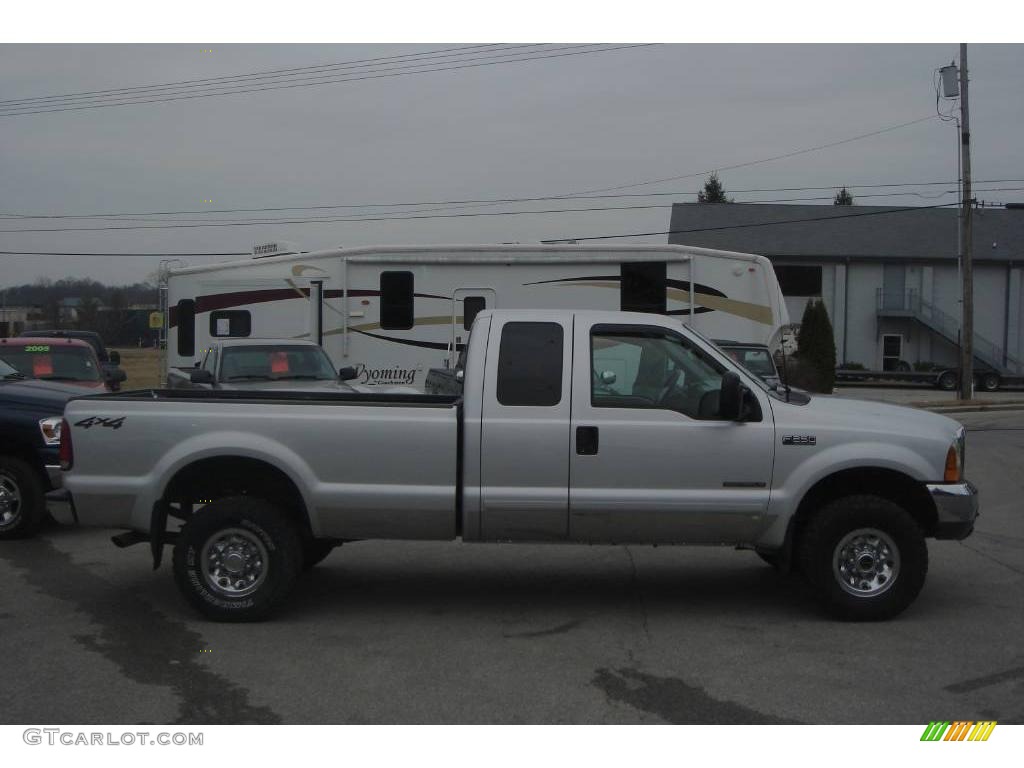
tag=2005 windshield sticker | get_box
[74,416,127,430]
[920,721,997,741]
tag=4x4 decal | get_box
[74,416,126,430]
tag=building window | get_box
[210,310,252,338]
[462,296,487,330]
[775,265,822,296]
[176,299,196,357]
[380,271,414,330]
[496,322,563,407]
[621,262,667,314]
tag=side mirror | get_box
[338,366,358,382]
[109,350,121,365]
[190,369,215,384]
[719,371,743,421]
[599,370,617,385]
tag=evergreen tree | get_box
[833,187,854,205]
[698,172,733,203]
[796,300,837,392]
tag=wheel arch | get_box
[790,466,938,544]
[776,466,938,571]
[161,455,314,540]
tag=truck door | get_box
[478,313,572,541]
[450,288,495,367]
[569,320,775,544]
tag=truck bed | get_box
[64,389,462,539]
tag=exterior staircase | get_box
[876,288,1021,375]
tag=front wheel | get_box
[798,495,928,621]
[172,496,303,622]
[0,456,46,540]
[936,371,957,391]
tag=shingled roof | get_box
[667,203,1024,262]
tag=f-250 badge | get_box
[782,435,816,446]
[75,416,126,430]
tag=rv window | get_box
[176,300,196,357]
[462,296,487,330]
[210,310,252,338]
[775,265,822,296]
[621,262,667,314]
[380,271,414,330]
[496,322,563,407]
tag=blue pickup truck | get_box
[0,357,82,538]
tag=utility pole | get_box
[958,43,974,401]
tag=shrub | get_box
[795,300,837,393]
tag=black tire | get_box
[798,495,928,621]
[302,540,337,570]
[937,371,957,391]
[172,496,303,622]
[0,456,46,540]
[981,373,1000,392]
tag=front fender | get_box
[757,440,935,549]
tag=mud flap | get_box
[150,501,169,570]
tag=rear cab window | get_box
[496,322,564,407]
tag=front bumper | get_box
[926,480,979,540]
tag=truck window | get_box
[591,327,727,419]
[176,300,196,357]
[496,322,563,407]
[620,262,666,314]
[380,271,414,330]
[462,296,486,330]
[210,310,252,338]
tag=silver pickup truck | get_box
[61,310,977,622]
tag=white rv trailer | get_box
[165,244,789,389]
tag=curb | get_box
[920,404,1024,414]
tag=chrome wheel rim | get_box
[0,471,22,531]
[833,528,900,598]
[200,527,269,598]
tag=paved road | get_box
[1,410,1021,725]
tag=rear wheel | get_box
[0,456,46,540]
[172,496,302,622]
[799,495,927,621]
[937,371,957,391]
[980,372,1000,391]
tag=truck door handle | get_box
[576,426,599,455]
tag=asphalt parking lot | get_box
[1,407,1022,725]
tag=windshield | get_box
[721,346,777,379]
[0,358,22,378]
[220,345,337,381]
[1,344,101,382]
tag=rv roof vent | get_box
[253,240,300,258]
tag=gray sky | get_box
[1,43,1023,287]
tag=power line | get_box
[0,44,513,107]
[0,44,559,112]
[0,251,250,257]
[1,195,993,235]
[5,179,1020,221]
[0,45,653,117]
[541,203,962,242]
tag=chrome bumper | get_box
[925,480,979,540]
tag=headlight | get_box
[38,416,62,446]
[944,427,966,483]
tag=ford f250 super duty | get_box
[61,310,978,622]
